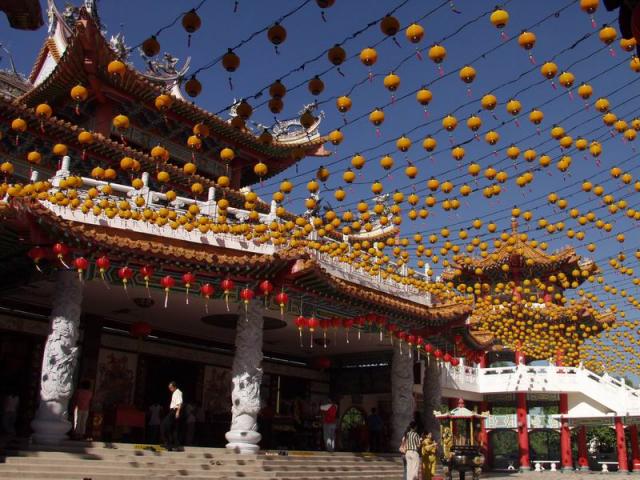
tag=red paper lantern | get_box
[307,316,320,331]
[443,353,452,363]
[129,321,152,339]
[294,315,307,347]
[425,343,434,354]
[200,283,215,297]
[28,246,46,270]
[258,280,274,296]
[313,357,332,370]
[200,282,214,312]
[140,265,154,291]
[407,334,416,345]
[342,318,354,343]
[415,336,425,348]
[450,357,460,367]
[221,277,235,311]
[118,266,134,290]
[240,287,254,303]
[307,315,319,348]
[160,275,175,308]
[319,318,330,347]
[182,272,196,287]
[52,242,70,268]
[240,287,254,317]
[96,255,110,281]
[434,348,443,359]
[182,272,197,304]
[275,290,288,317]
[73,257,89,281]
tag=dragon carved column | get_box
[225,299,264,453]
[422,356,442,442]
[31,269,83,444]
[391,343,415,449]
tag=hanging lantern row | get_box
[25,246,288,313]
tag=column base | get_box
[578,465,590,472]
[225,430,261,454]
[560,466,573,473]
[30,417,71,445]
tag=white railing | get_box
[38,159,435,296]
[312,251,432,306]
[440,363,640,416]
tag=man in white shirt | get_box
[161,381,182,451]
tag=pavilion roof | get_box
[442,228,597,284]
[19,8,328,184]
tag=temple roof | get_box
[19,6,328,186]
[0,93,268,212]
[443,221,597,285]
[10,200,470,326]
[0,0,43,30]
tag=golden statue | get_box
[421,432,438,480]
[442,426,454,460]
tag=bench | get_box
[534,460,559,472]
[598,461,618,472]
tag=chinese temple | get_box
[0,1,472,456]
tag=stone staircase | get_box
[0,441,405,480]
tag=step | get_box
[0,462,402,475]
[0,468,403,480]
[3,456,402,468]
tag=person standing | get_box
[404,421,421,480]
[72,381,92,439]
[161,381,182,451]
[2,392,19,436]
[320,397,338,452]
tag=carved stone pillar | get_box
[31,270,83,444]
[422,357,442,442]
[225,300,264,453]
[391,344,414,448]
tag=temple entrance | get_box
[489,430,519,470]
[529,429,560,464]
[143,355,199,409]
[0,331,42,437]
[339,406,367,452]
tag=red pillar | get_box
[478,351,488,368]
[559,393,573,470]
[615,417,629,472]
[480,400,491,469]
[630,424,640,472]
[577,426,589,471]
[514,350,530,470]
[516,392,530,470]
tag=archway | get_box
[339,406,367,452]
[489,429,519,470]
[529,429,561,464]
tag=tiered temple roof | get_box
[0,3,472,334]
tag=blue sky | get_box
[1,0,639,380]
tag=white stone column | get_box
[422,356,442,442]
[31,269,83,444]
[391,343,415,448]
[225,299,264,453]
